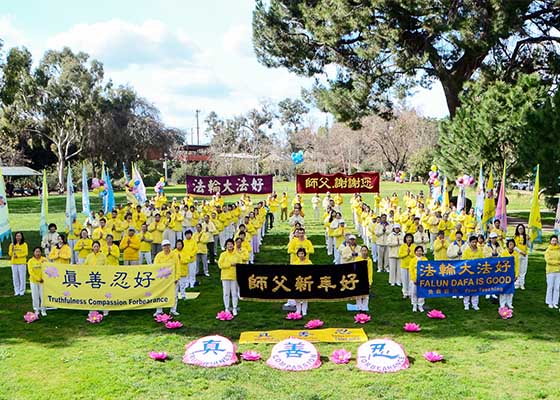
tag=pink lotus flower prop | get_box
[427,310,446,319]
[330,349,352,364]
[241,350,261,361]
[24,312,38,324]
[499,307,513,319]
[148,351,168,361]
[154,313,173,323]
[87,311,103,324]
[44,266,59,278]
[304,319,324,329]
[354,313,371,324]
[285,312,303,320]
[165,321,183,329]
[157,267,172,279]
[424,351,444,362]
[403,322,422,332]
[216,310,234,321]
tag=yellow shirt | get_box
[67,221,83,240]
[355,256,373,286]
[462,246,483,260]
[433,239,449,261]
[514,235,528,254]
[75,238,93,259]
[287,238,314,264]
[138,232,153,252]
[501,249,520,278]
[193,231,209,254]
[85,252,108,266]
[280,195,288,209]
[292,258,312,265]
[398,243,416,270]
[148,221,166,244]
[101,244,120,265]
[27,256,46,283]
[182,237,198,263]
[409,256,428,282]
[218,249,239,280]
[174,248,193,276]
[544,244,560,273]
[9,243,28,264]
[92,227,107,241]
[119,234,141,261]
[154,250,181,280]
[49,245,72,264]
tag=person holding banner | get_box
[354,245,373,311]
[461,236,484,310]
[544,235,560,309]
[76,229,93,264]
[28,247,47,317]
[500,239,519,309]
[9,232,29,296]
[398,233,415,298]
[293,248,312,316]
[387,224,404,286]
[514,224,530,290]
[409,245,427,312]
[154,239,180,317]
[288,228,314,264]
[218,238,240,316]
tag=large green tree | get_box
[253,1,560,123]
[436,74,549,179]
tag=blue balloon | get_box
[134,180,140,186]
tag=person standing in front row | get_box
[544,235,560,310]
[293,248,312,316]
[218,238,240,316]
[153,239,180,317]
[408,245,427,312]
[9,231,28,296]
[500,239,519,309]
[354,245,373,312]
[461,236,483,310]
[28,247,47,317]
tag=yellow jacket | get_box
[92,227,107,241]
[49,245,72,264]
[67,221,83,240]
[182,237,198,263]
[85,252,108,266]
[462,246,483,260]
[433,239,449,261]
[154,250,181,280]
[119,234,141,261]
[501,249,520,278]
[280,195,288,209]
[544,244,560,273]
[174,247,195,276]
[409,256,428,282]
[76,238,93,260]
[101,243,120,265]
[355,256,373,286]
[287,238,314,264]
[27,256,46,283]
[138,232,153,252]
[193,231,210,254]
[218,249,239,280]
[292,258,312,265]
[9,243,28,264]
[397,243,416,270]
[236,247,250,264]
[148,221,166,244]
[514,235,529,254]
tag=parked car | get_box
[510,182,533,191]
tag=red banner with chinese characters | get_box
[186,174,273,196]
[296,172,380,194]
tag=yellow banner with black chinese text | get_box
[239,328,368,344]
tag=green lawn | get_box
[0,182,559,400]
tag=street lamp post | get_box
[163,153,168,182]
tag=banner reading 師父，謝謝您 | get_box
[296,172,380,194]
[237,261,369,301]
[42,263,176,310]
[186,174,273,196]
[416,257,515,298]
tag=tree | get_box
[237,104,275,174]
[436,74,548,179]
[278,97,309,133]
[253,1,560,124]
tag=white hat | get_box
[339,220,346,225]
[489,232,498,239]
[161,239,171,246]
[128,227,136,232]
[393,224,401,229]
[348,234,357,240]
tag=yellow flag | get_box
[443,176,450,211]
[528,165,542,245]
[482,169,495,233]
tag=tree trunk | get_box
[57,152,65,193]
[440,77,461,118]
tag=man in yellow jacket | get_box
[119,227,141,265]
[193,223,210,276]
[153,239,181,317]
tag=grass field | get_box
[0,181,559,400]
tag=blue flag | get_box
[104,167,116,214]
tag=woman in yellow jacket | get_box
[119,227,141,265]
[102,235,120,266]
[293,248,313,316]
[433,231,449,260]
[513,224,530,290]
[193,223,210,276]
[85,241,107,266]
[398,233,416,299]
[544,235,560,309]
[462,235,484,310]
[28,246,47,316]
[49,234,72,264]
[75,229,93,264]
[218,238,240,316]
[408,245,428,312]
[500,239,519,309]
[9,231,28,296]
[354,246,373,312]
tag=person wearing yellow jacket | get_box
[148,213,166,257]
[138,223,153,264]
[280,192,289,221]
[49,234,72,264]
[67,216,83,264]
[202,214,218,264]
[287,228,314,264]
[92,218,108,242]
[119,227,141,265]
[461,236,484,310]
[499,239,520,309]
[193,223,210,276]
[182,230,199,288]
[153,239,181,317]
[235,237,250,264]
[9,231,28,296]
[331,218,347,264]
[292,248,313,315]
[85,241,107,266]
[408,245,428,312]
[28,246,47,316]
[218,238,240,316]
[174,238,197,298]
[354,245,373,312]
[75,229,93,264]
[433,231,449,261]
[398,234,416,299]
[464,208,477,235]
[544,235,560,309]
[513,224,530,290]
[102,235,120,265]
[171,206,184,242]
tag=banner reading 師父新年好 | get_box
[186,174,273,196]
[42,263,176,310]
[296,172,380,194]
[237,261,369,301]
[416,257,515,298]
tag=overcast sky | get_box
[0,0,449,143]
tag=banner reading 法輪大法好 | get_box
[237,261,369,301]
[416,257,515,298]
[296,172,380,194]
[42,263,176,310]
[186,174,273,196]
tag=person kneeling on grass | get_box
[354,245,373,312]
[408,245,427,313]
[293,248,312,316]
[28,247,47,317]
[218,238,240,316]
